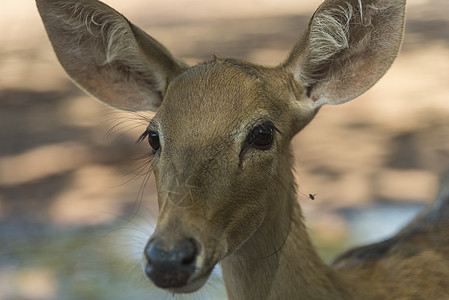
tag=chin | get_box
[167,272,211,294]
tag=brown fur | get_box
[37,0,449,299]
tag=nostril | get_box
[144,240,158,264]
[181,252,195,265]
[181,238,198,265]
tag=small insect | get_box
[308,193,317,200]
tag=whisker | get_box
[129,165,153,219]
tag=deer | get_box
[36,0,449,299]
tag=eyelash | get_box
[137,129,150,144]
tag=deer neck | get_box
[219,166,356,300]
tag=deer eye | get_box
[138,129,161,154]
[248,121,277,150]
[148,131,161,152]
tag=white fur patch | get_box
[112,216,228,300]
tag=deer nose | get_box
[144,237,199,288]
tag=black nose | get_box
[144,238,199,288]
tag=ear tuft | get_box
[285,0,406,107]
[305,2,352,83]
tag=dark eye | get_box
[138,129,161,154]
[248,122,276,150]
[148,131,161,153]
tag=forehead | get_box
[155,60,280,136]
[166,61,265,115]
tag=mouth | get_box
[145,264,215,294]
[166,268,215,294]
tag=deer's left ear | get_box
[284,0,406,108]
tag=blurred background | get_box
[1,0,448,299]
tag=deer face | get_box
[37,0,405,295]
[143,60,314,292]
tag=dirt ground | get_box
[1,0,449,298]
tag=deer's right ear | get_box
[284,0,406,109]
[36,0,188,112]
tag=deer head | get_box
[37,0,406,296]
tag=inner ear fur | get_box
[284,0,406,107]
